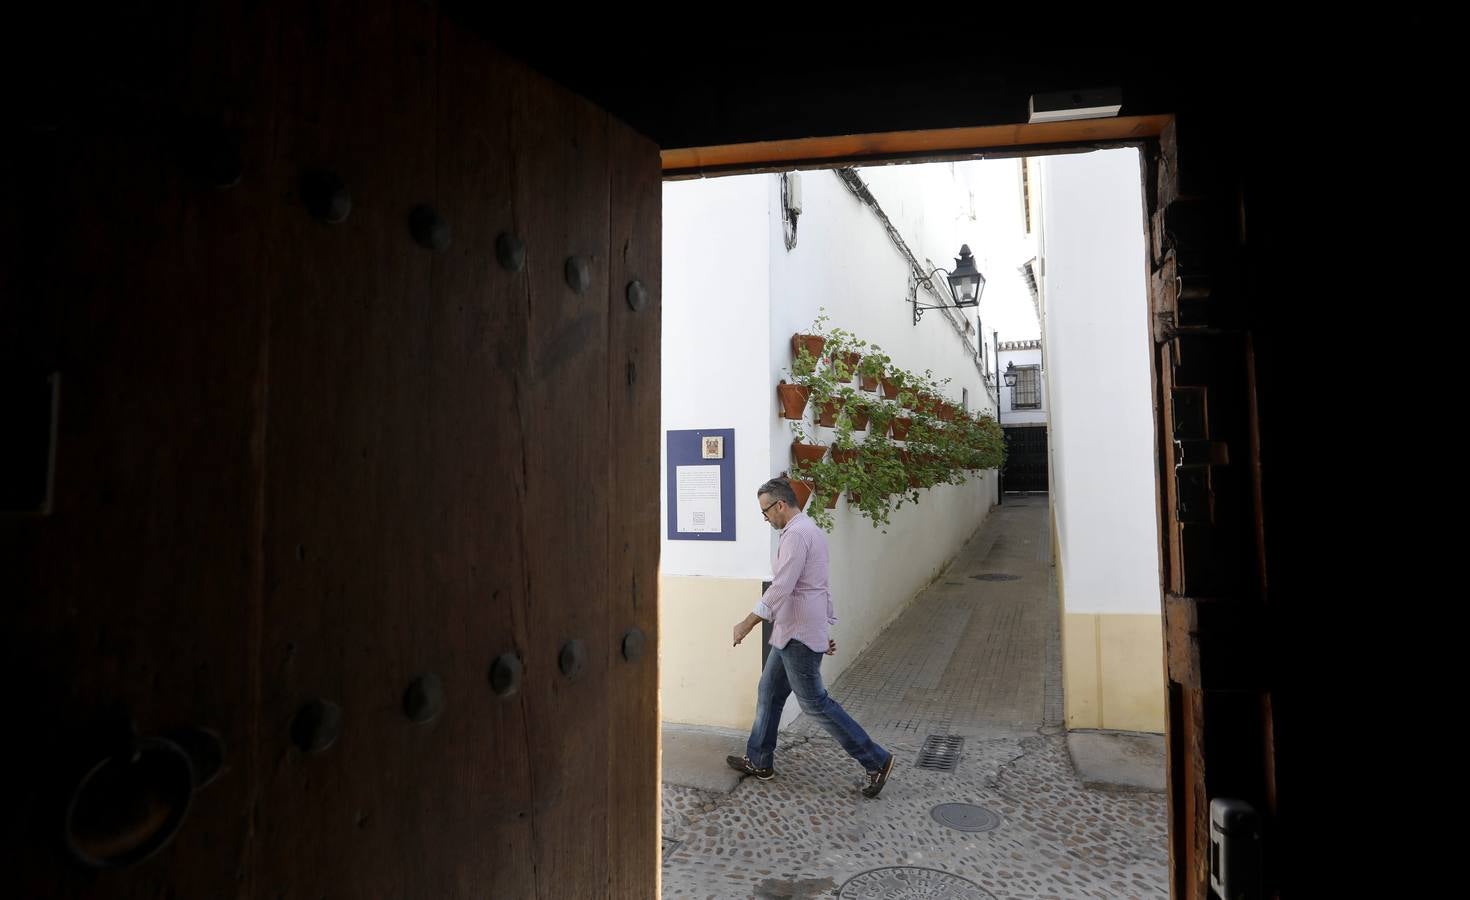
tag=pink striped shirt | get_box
[753,511,836,653]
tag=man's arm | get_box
[754,529,809,620]
[733,611,762,647]
[733,527,809,649]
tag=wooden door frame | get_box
[659,115,1170,179]
[656,110,1189,886]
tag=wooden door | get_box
[1148,118,1275,900]
[1,2,661,896]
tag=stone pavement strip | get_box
[661,495,1168,899]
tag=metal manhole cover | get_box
[930,803,1003,833]
[838,866,994,899]
[969,573,1021,582]
[915,735,963,771]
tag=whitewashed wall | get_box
[1038,148,1159,616]
[661,175,773,580]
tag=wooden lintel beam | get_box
[661,115,1172,177]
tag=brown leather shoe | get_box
[862,753,895,798]
[726,755,775,781]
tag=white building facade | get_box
[1037,147,1165,733]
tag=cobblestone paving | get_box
[662,496,1167,899]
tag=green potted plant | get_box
[968,413,1006,470]
[898,448,920,488]
[800,458,844,531]
[845,392,873,432]
[825,326,864,385]
[890,412,913,441]
[791,308,831,362]
[777,344,818,419]
[791,341,845,427]
[857,346,888,393]
[880,366,906,401]
[828,401,860,464]
[865,398,895,439]
[786,474,815,511]
[842,438,908,531]
[811,372,846,428]
[789,420,827,472]
[774,322,1007,530]
[914,391,938,416]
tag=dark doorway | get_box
[1003,426,1049,493]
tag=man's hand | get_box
[826,638,837,656]
[733,613,762,647]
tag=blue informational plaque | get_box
[666,428,736,541]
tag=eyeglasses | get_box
[760,499,782,518]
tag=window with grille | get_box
[1011,365,1041,409]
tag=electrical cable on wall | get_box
[834,168,985,378]
[781,172,800,251]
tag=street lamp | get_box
[994,334,1004,505]
[910,244,986,325]
[998,361,1019,505]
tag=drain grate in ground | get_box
[838,866,994,898]
[970,573,1021,582]
[930,803,1003,833]
[915,734,964,771]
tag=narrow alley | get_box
[661,495,1167,899]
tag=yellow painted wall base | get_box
[659,575,765,730]
[1063,613,1166,733]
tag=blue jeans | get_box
[745,639,890,772]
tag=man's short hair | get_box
[757,475,797,507]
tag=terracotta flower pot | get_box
[791,333,827,360]
[818,398,844,427]
[891,417,912,441]
[777,381,810,419]
[822,489,840,509]
[831,447,859,465]
[938,404,956,422]
[847,491,862,505]
[838,352,861,382]
[880,378,899,400]
[860,374,880,392]
[792,441,827,471]
[850,407,870,431]
[789,478,814,510]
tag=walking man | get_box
[728,476,895,798]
